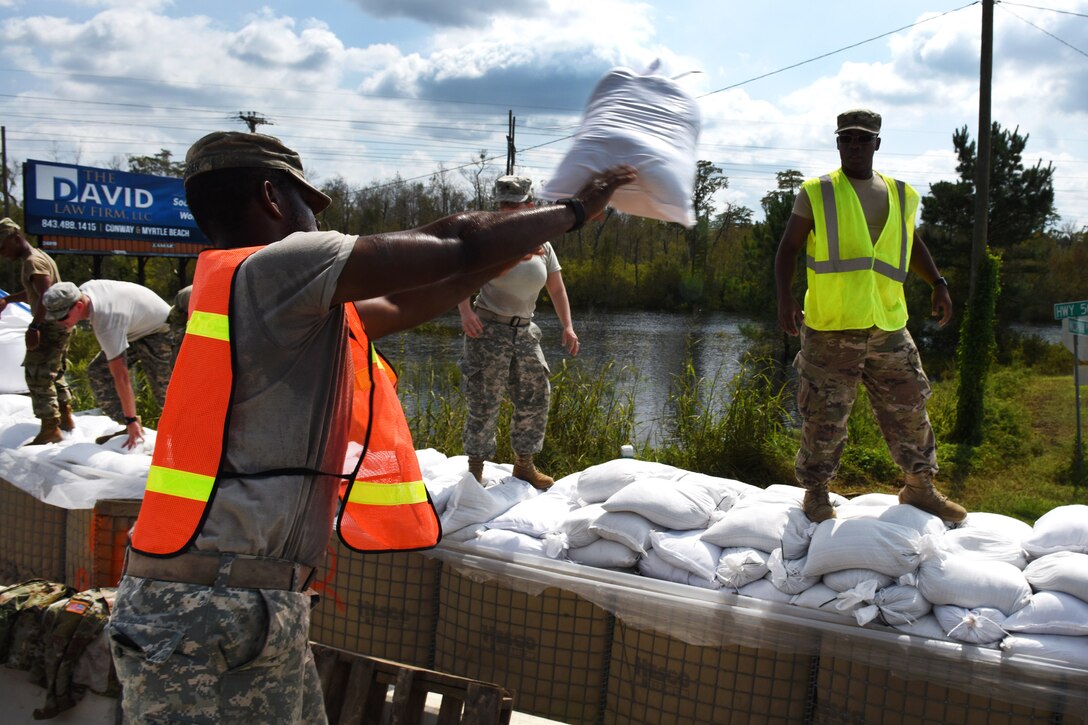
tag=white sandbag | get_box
[639,549,721,590]
[780,506,817,560]
[550,472,580,501]
[567,538,639,569]
[957,511,1033,540]
[939,527,1028,569]
[803,519,921,578]
[759,484,849,507]
[1004,591,1088,636]
[934,605,1007,645]
[602,477,716,530]
[444,523,486,543]
[577,458,680,504]
[468,528,553,558]
[415,448,448,478]
[556,503,606,549]
[1022,504,1088,557]
[736,578,794,604]
[540,66,700,227]
[715,547,771,590]
[1022,551,1088,602]
[49,444,151,478]
[866,584,931,626]
[701,499,794,553]
[791,583,863,616]
[1001,633,1088,668]
[767,548,819,595]
[591,511,655,555]
[834,502,946,538]
[487,491,576,537]
[821,569,894,593]
[917,555,1032,615]
[843,493,900,507]
[894,614,956,642]
[0,393,33,419]
[672,471,761,511]
[0,420,37,449]
[439,474,536,534]
[649,529,722,582]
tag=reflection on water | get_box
[378,309,765,443]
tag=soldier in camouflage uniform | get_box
[775,109,966,524]
[457,176,580,490]
[42,279,172,450]
[0,218,74,445]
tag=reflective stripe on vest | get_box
[806,174,910,282]
[131,247,441,557]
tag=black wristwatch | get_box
[124,415,140,425]
[932,276,949,289]
[555,198,586,233]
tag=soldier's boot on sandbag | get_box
[58,402,75,432]
[802,483,836,523]
[26,417,63,446]
[468,455,485,484]
[513,453,553,491]
[899,472,966,523]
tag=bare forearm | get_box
[107,357,138,419]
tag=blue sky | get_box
[2,0,1088,227]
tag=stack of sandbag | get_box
[418,453,1088,669]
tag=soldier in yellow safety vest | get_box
[104,130,637,724]
[775,108,966,525]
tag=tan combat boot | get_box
[26,417,63,446]
[802,483,836,523]
[468,455,485,484]
[899,473,966,523]
[513,453,553,491]
[58,402,75,432]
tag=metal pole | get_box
[2,126,9,217]
[1076,333,1084,490]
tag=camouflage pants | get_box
[21,321,71,419]
[460,319,550,458]
[87,331,172,424]
[107,574,327,724]
[794,325,937,489]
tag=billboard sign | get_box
[23,160,211,254]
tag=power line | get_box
[999,3,1088,57]
[1000,1,1088,19]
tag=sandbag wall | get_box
[0,479,138,590]
[310,538,1085,725]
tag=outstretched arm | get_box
[107,355,144,450]
[332,166,637,308]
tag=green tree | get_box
[127,149,185,177]
[687,160,728,275]
[739,170,802,319]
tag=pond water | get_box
[379,309,766,442]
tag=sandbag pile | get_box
[419,452,1088,670]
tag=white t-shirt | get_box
[81,279,171,360]
[474,242,561,319]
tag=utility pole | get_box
[2,126,9,217]
[236,112,273,134]
[505,111,516,175]
[969,0,994,297]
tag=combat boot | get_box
[802,483,836,523]
[468,455,485,483]
[58,402,75,432]
[26,417,63,446]
[513,453,553,490]
[899,473,966,523]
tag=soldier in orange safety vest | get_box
[105,129,637,724]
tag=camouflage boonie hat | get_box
[0,217,20,240]
[495,175,533,203]
[836,109,881,135]
[42,281,82,321]
[183,131,332,213]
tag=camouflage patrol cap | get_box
[0,217,20,240]
[42,281,82,321]
[184,131,332,213]
[495,175,533,203]
[836,109,881,135]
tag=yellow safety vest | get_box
[802,170,918,331]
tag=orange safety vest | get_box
[130,246,441,557]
